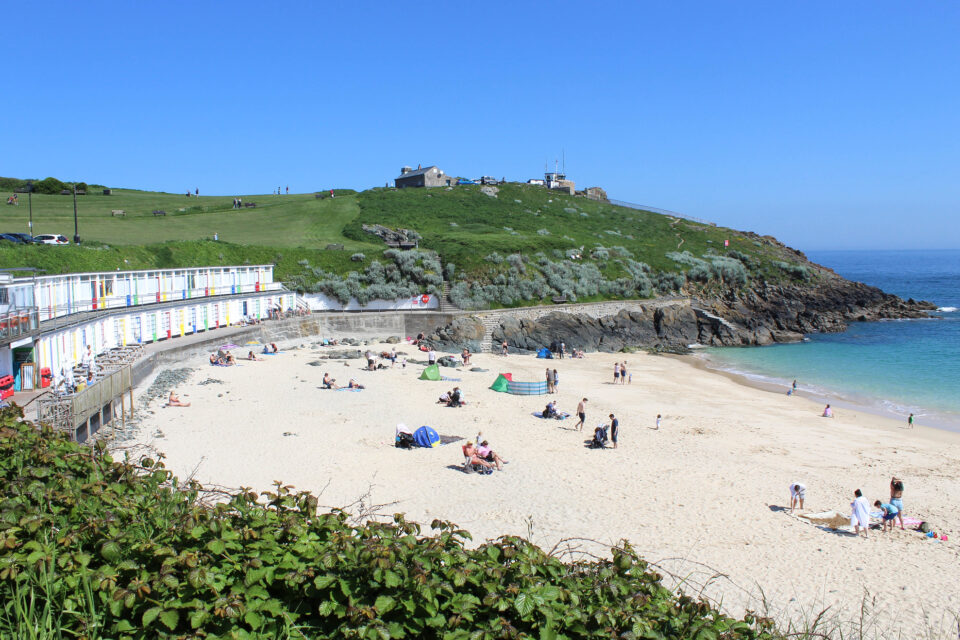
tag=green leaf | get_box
[190,609,208,629]
[244,610,263,628]
[384,570,401,588]
[314,574,336,590]
[115,619,135,632]
[515,593,535,617]
[318,600,337,616]
[142,606,162,626]
[206,539,226,554]
[375,595,396,614]
[100,541,122,563]
[159,608,179,630]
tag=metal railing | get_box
[38,282,286,322]
[38,365,133,435]
[0,308,39,343]
[607,199,716,226]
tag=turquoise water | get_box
[704,250,960,429]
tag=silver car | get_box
[34,234,70,245]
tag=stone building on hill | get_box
[395,165,451,188]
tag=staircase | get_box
[478,313,501,353]
[438,281,461,313]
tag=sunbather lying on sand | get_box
[167,391,190,407]
[247,351,261,361]
[347,379,365,389]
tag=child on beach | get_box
[655,414,661,430]
[789,483,806,512]
[822,404,834,418]
[851,489,870,537]
[874,500,900,532]
[167,391,190,407]
[890,477,905,530]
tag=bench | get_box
[110,209,126,217]
[551,296,568,304]
[152,210,167,216]
[243,202,257,208]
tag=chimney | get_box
[401,166,413,175]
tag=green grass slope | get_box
[1,182,814,305]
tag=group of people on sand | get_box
[322,372,364,390]
[790,476,907,537]
[545,368,559,393]
[210,350,236,366]
[612,361,630,384]
[463,432,506,471]
[437,387,464,407]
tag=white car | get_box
[35,234,70,245]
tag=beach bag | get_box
[396,432,414,449]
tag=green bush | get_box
[33,177,67,195]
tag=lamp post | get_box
[26,181,33,236]
[72,185,80,244]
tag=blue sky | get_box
[4,2,958,250]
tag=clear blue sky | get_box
[4,2,958,251]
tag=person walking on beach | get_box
[609,413,619,449]
[851,489,870,538]
[613,362,620,384]
[655,413,662,430]
[428,348,437,365]
[619,362,627,385]
[501,340,508,356]
[559,341,565,359]
[890,476,905,530]
[575,398,587,431]
[789,483,806,512]
[552,368,559,391]
[907,413,914,428]
[545,368,555,394]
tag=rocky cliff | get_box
[424,271,936,353]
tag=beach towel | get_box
[335,387,363,392]
[440,376,461,382]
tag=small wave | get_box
[937,306,957,312]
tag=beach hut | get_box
[536,347,553,359]
[419,364,441,381]
[413,425,440,448]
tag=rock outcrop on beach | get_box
[425,269,936,353]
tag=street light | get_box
[25,180,33,236]
[73,185,80,244]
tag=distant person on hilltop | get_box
[286,185,289,194]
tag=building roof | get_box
[396,166,440,180]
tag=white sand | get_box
[129,341,960,638]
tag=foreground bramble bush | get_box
[0,409,778,639]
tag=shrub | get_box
[773,261,811,280]
[654,271,686,293]
[537,228,551,236]
[350,253,365,262]
[33,176,67,194]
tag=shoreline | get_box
[687,348,960,435]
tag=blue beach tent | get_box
[536,347,553,359]
[413,425,440,448]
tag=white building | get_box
[1,265,297,391]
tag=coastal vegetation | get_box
[0,408,779,639]
[1,179,819,309]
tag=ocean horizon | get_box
[702,249,960,430]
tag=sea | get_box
[702,249,960,431]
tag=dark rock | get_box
[470,367,489,372]
[427,316,485,352]
[385,336,401,344]
[437,356,458,367]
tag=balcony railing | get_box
[38,282,286,322]
[0,308,39,343]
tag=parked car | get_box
[480,176,499,185]
[7,233,41,244]
[34,234,70,245]
[0,233,26,244]
[456,178,476,185]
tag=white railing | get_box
[38,282,286,322]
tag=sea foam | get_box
[937,306,957,312]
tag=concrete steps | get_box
[479,314,501,353]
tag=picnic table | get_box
[152,210,167,216]
[110,209,126,217]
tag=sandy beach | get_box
[127,340,960,638]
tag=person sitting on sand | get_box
[822,404,834,418]
[543,401,557,419]
[167,391,190,407]
[447,387,462,407]
[224,351,236,365]
[347,379,365,389]
[322,373,338,389]
[246,351,260,361]
[476,440,505,471]
[463,441,494,470]
[461,348,472,365]
[874,500,900,533]
[437,390,451,404]
[209,353,220,365]
[270,343,278,353]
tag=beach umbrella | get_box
[413,426,440,448]
[245,340,261,345]
[220,343,240,350]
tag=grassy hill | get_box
[0,182,815,307]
